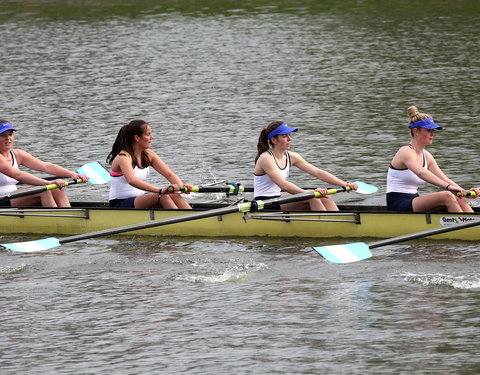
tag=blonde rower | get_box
[386,106,479,212]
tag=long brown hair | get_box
[106,119,151,168]
[254,121,284,163]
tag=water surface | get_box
[1,1,479,373]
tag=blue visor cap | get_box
[0,122,16,134]
[267,123,298,139]
[408,118,442,130]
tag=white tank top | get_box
[0,150,19,194]
[254,150,290,198]
[387,146,427,194]
[108,165,150,200]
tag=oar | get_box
[0,162,110,201]
[1,190,337,253]
[313,218,480,264]
[0,178,85,201]
[75,161,110,185]
[181,181,378,195]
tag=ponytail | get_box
[255,121,284,163]
[106,119,150,168]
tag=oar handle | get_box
[0,178,84,201]
[168,184,245,195]
[324,187,350,194]
[45,178,84,190]
[457,191,477,197]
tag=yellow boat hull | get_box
[1,204,479,241]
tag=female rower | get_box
[106,119,192,209]
[253,121,358,211]
[0,120,88,207]
[386,106,479,212]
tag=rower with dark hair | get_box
[253,120,357,211]
[107,119,192,209]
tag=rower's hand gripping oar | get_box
[0,161,110,201]
[313,218,480,264]
[2,190,338,253]
[0,178,85,201]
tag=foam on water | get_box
[401,272,480,290]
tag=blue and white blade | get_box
[1,237,61,253]
[77,162,110,184]
[353,181,378,195]
[313,242,372,263]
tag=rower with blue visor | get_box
[253,121,358,211]
[386,105,479,212]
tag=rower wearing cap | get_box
[253,120,357,211]
[0,120,88,207]
[386,106,479,212]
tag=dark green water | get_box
[1,1,479,374]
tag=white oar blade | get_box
[313,242,372,263]
[353,181,378,195]
[77,162,110,185]
[1,237,61,253]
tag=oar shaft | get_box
[178,181,377,195]
[0,178,83,201]
[57,191,322,245]
[178,185,349,194]
[368,219,480,249]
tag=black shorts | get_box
[386,192,419,212]
[109,197,137,208]
[0,199,11,207]
[253,195,281,210]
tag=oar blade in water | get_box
[2,237,61,253]
[313,242,372,263]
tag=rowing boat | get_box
[1,202,479,241]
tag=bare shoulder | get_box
[258,150,272,161]
[257,151,276,167]
[113,150,132,169]
[398,144,414,153]
[255,151,273,173]
[424,149,436,162]
[288,150,305,165]
[117,150,132,161]
[11,149,32,162]
[424,149,434,157]
[145,148,161,161]
[394,145,415,158]
[390,145,413,168]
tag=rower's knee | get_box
[440,191,458,203]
